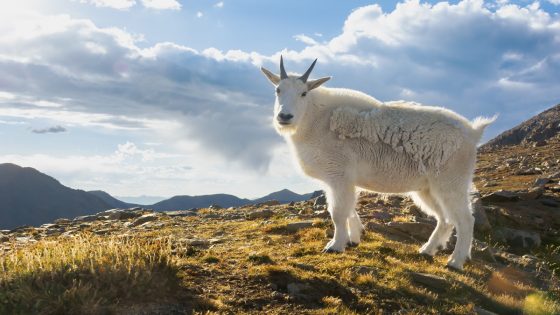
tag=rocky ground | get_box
[1,135,560,314]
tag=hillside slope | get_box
[0,163,112,229]
[481,103,560,150]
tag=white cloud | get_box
[80,0,136,10]
[140,0,181,10]
[214,1,224,8]
[294,34,318,46]
[197,11,203,18]
[548,0,560,5]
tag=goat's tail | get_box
[470,114,497,141]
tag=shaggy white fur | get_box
[329,102,466,174]
[261,60,495,271]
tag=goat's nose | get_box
[278,113,294,121]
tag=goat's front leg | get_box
[323,182,356,253]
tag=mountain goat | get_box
[260,57,495,270]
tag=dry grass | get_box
[1,213,559,314]
[0,233,206,314]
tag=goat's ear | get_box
[261,67,281,86]
[307,76,331,91]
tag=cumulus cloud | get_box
[214,1,224,8]
[31,125,67,134]
[0,12,277,170]
[140,0,181,10]
[80,0,137,10]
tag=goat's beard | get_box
[273,121,297,136]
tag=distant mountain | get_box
[0,163,112,229]
[253,189,315,204]
[481,103,560,150]
[117,195,166,205]
[151,194,251,211]
[88,190,136,209]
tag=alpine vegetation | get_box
[260,57,496,270]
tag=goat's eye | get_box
[276,88,280,94]
[301,92,307,97]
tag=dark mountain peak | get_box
[88,190,134,209]
[481,103,560,151]
[0,164,113,229]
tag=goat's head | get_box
[261,56,330,134]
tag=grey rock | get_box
[386,221,435,241]
[471,197,491,232]
[481,190,520,203]
[73,215,98,222]
[246,209,274,220]
[519,187,544,200]
[533,178,551,187]
[313,194,327,209]
[131,213,160,227]
[286,221,314,233]
[409,272,449,292]
[208,204,223,210]
[541,199,560,207]
[472,246,497,263]
[351,265,378,275]
[495,228,541,250]
[0,235,9,242]
[313,210,329,218]
[108,210,142,220]
[164,210,198,217]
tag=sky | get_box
[0,0,559,200]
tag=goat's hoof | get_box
[347,241,359,248]
[418,253,434,262]
[322,248,340,253]
[445,262,464,272]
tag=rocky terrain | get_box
[1,105,559,314]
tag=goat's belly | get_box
[355,166,427,193]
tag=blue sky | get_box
[0,0,559,200]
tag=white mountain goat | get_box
[260,57,495,270]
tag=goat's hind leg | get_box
[347,209,364,247]
[432,188,474,270]
[323,182,356,253]
[410,190,454,256]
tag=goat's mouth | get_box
[278,121,292,126]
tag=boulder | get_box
[471,197,491,232]
[246,209,274,220]
[313,194,327,209]
[409,272,449,292]
[286,221,314,233]
[481,190,520,203]
[164,210,198,217]
[131,213,160,227]
[518,187,544,200]
[495,228,541,250]
[73,215,98,222]
[386,221,434,241]
[533,178,551,187]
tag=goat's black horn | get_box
[299,58,317,83]
[280,55,288,80]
